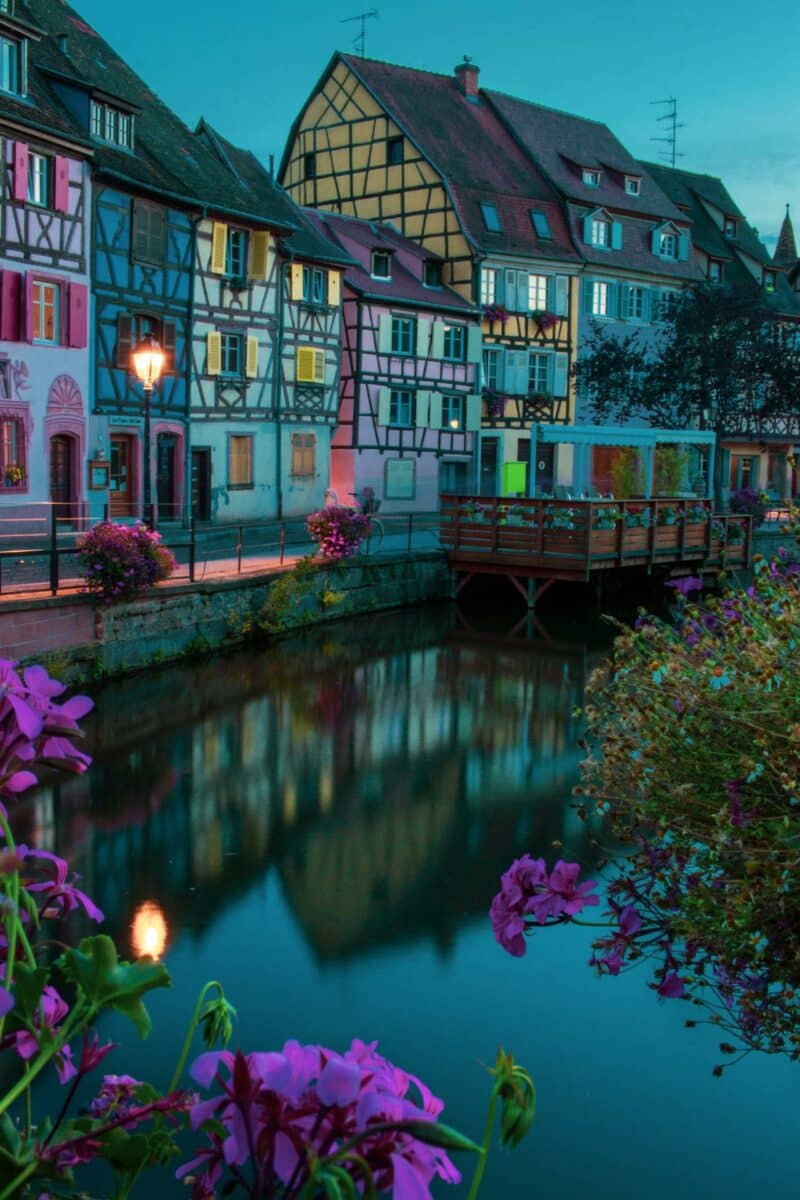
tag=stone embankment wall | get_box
[0,553,453,682]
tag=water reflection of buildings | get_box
[19,610,603,965]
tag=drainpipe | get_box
[272,257,289,519]
[184,214,199,525]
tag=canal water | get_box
[23,602,799,1198]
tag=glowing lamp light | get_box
[131,900,168,960]
[132,334,165,393]
[449,418,460,430]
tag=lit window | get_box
[482,347,501,390]
[391,316,415,356]
[528,274,548,311]
[1,416,25,490]
[660,232,677,259]
[90,99,134,148]
[423,260,442,287]
[0,35,23,95]
[591,281,608,317]
[441,394,465,429]
[480,267,497,306]
[291,433,316,477]
[387,136,403,166]
[708,260,722,282]
[302,266,327,304]
[724,217,737,238]
[625,176,641,197]
[528,352,549,393]
[530,210,552,238]
[32,280,60,344]
[27,153,50,207]
[371,250,391,279]
[389,389,414,427]
[304,153,316,180]
[480,202,501,232]
[443,324,466,361]
[591,219,610,247]
[228,435,253,488]
[226,229,248,280]
[583,168,600,187]
[764,270,777,294]
[627,286,644,319]
[220,333,243,377]
[132,201,165,264]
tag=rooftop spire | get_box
[774,204,798,267]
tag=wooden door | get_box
[156,433,178,520]
[191,448,211,522]
[49,435,73,521]
[110,436,134,517]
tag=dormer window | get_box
[423,260,442,288]
[625,176,641,197]
[480,202,501,232]
[652,223,688,261]
[0,32,25,96]
[708,259,723,282]
[724,216,737,238]
[660,232,677,259]
[583,168,601,187]
[763,269,777,294]
[90,99,133,149]
[371,250,391,280]
[591,218,610,247]
[530,210,552,238]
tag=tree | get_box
[573,283,800,503]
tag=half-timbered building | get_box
[0,0,90,519]
[305,210,481,511]
[280,55,582,498]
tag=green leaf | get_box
[57,935,171,1037]
[393,1120,481,1154]
[10,963,48,1024]
[0,1113,20,1157]
[97,1128,153,1173]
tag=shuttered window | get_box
[443,325,466,362]
[441,394,465,430]
[528,353,549,393]
[32,280,59,344]
[220,333,243,377]
[27,153,50,207]
[528,275,548,311]
[296,347,325,384]
[389,390,414,427]
[132,202,165,265]
[0,417,25,488]
[391,316,415,355]
[228,435,253,488]
[291,433,316,477]
[480,268,497,306]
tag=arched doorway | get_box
[49,434,75,521]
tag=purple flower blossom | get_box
[491,857,598,954]
[665,575,704,596]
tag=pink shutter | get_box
[54,156,70,212]
[67,283,88,348]
[0,271,22,341]
[13,143,28,203]
[22,273,34,342]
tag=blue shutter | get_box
[611,221,623,250]
[545,276,555,311]
[517,273,529,312]
[678,232,690,261]
[641,289,652,323]
[582,214,593,244]
[582,277,595,316]
[651,228,661,256]
[618,286,628,320]
[505,269,517,311]
[554,275,569,316]
[552,353,569,397]
[606,282,618,319]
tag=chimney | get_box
[454,57,479,99]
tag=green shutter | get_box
[641,289,652,322]
[651,227,661,256]
[377,388,391,425]
[582,278,595,316]
[428,392,442,429]
[582,214,593,244]
[465,395,482,432]
[416,318,430,357]
[431,321,445,359]
[553,353,569,398]
[554,275,568,316]
[378,314,392,354]
[466,323,482,363]
[611,221,623,250]
[606,282,619,319]
[415,391,430,427]
[678,232,690,261]
[505,269,517,311]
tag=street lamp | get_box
[132,334,165,525]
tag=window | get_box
[225,229,248,281]
[371,250,391,279]
[389,389,414,427]
[440,459,471,494]
[27,153,50,207]
[228,435,253,488]
[583,168,600,187]
[423,260,442,288]
[386,136,403,166]
[659,232,677,259]
[385,457,415,500]
[220,333,243,377]
[658,291,679,321]
[391,316,415,356]
[625,176,641,197]
[724,217,737,238]
[480,267,497,306]
[530,210,552,238]
[482,347,502,390]
[304,153,316,180]
[591,219,610,247]
[441,394,465,430]
[291,433,316,477]
[708,260,722,282]
[302,266,327,305]
[90,99,133,148]
[0,35,23,95]
[627,286,644,320]
[132,201,165,264]
[764,270,777,294]
[296,346,325,384]
[528,274,548,311]
[591,281,609,317]
[0,416,25,488]
[0,1,13,13]
[32,280,60,344]
[480,202,501,232]
[528,352,549,394]
[443,324,466,361]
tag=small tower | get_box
[773,204,798,267]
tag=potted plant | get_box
[4,464,24,487]
[624,506,651,529]
[654,446,690,496]
[504,503,526,525]
[530,309,559,332]
[726,522,746,545]
[609,448,645,500]
[685,502,709,524]
[546,505,576,531]
[460,500,486,521]
[593,505,620,530]
[657,505,679,526]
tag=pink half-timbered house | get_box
[0,2,90,518]
[306,212,481,512]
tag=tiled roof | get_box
[774,206,798,269]
[0,2,91,146]
[14,0,299,228]
[304,209,478,313]
[486,90,685,223]
[337,55,580,263]
[566,204,702,281]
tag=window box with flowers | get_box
[482,305,509,325]
[530,309,559,332]
[483,390,509,421]
[590,505,620,554]
[655,505,682,550]
[503,504,527,525]
[4,465,25,489]
[684,502,710,547]
[726,521,746,546]
[459,500,486,521]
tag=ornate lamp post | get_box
[132,334,165,525]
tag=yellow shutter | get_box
[313,348,326,383]
[207,331,222,375]
[249,231,270,280]
[245,335,259,378]
[291,263,304,302]
[211,222,227,275]
[327,270,341,307]
[297,347,315,382]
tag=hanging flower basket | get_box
[482,304,510,325]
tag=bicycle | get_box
[323,488,384,546]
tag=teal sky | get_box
[77,0,798,248]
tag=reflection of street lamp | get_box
[132,334,165,525]
[131,900,168,960]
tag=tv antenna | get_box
[650,97,685,168]
[341,8,378,58]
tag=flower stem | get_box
[167,980,225,1093]
[465,1084,500,1200]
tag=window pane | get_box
[480,203,501,232]
[528,275,547,310]
[481,268,496,306]
[530,210,552,238]
[229,436,253,486]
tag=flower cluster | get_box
[729,486,767,524]
[77,521,177,602]
[179,1040,462,1199]
[490,856,598,956]
[482,305,509,324]
[307,505,371,560]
